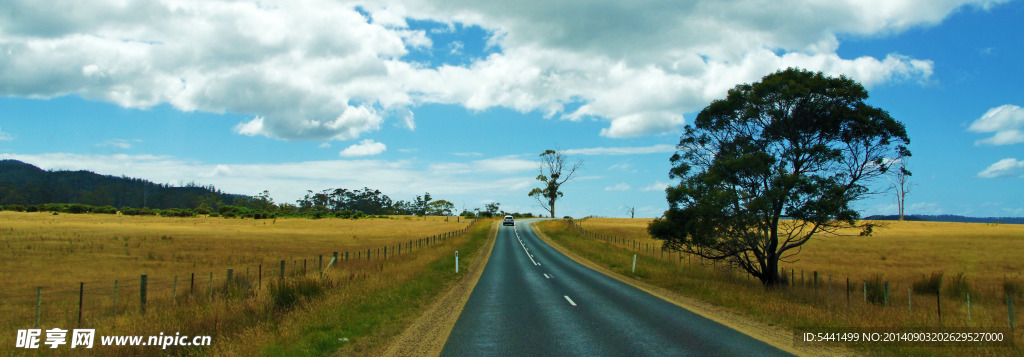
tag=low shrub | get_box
[865,275,887,305]
[66,204,90,214]
[94,205,118,214]
[161,208,195,218]
[268,277,326,310]
[912,272,944,295]
[946,272,972,299]
[1005,278,1022,299]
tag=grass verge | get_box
[2,219,491,356]
[214,219,493,356]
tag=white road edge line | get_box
[564,295,577,306]
[513,226,540,266]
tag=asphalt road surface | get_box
[440,219,792,356]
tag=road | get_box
[440,219,792,356]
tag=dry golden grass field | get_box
[577,218,1024,293]
[555,218,1024,356]
[0,211,471,332]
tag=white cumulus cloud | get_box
[642,181,671,192]
[339,139,387,157]
[968,104,1024,146]
[0,0,987,140]
[605,183,631,191]
[977,158,1024,178]
[566,144,677,156]
[97,139,138,149]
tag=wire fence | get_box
[566,218,1018,331]
[2,221,476,330]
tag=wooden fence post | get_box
[967,292,972,322]
[36,286,42,328]
[280,260,285,280]
[884,281,889,306]
[140,274,147,315]
[1009,296,1015,331]
[78,282,83,328]
[226,269,233,294]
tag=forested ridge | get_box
[0,159,242,209]
[0,159,530,219]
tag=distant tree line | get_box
[0,159,541,220]
[0,160,243,209]
[863,214,1024,225]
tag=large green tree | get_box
[428,199,455,216]
[648,68,910,288]
[529,149,583,218]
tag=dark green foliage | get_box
[1,160,452,220]
[912,272,943,295]
[649,68,911,288]
[484,202,501,217]
[864,214,1024,224]
[865,275,887,305]
[66,204,90,213]
[269,277,326,310]
[297,187,396,215]
[1005,279,1022,299]
[0,159,243,209]
[94,205,118,214]
[161,208,195,218]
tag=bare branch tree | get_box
[528,149,583,218]
[887,159,913,221]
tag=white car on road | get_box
[502,215,515,226]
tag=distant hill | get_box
[0,159,245,209]
[863,214,1024,225]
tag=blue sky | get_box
[1,0,1022,218]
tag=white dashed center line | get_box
[513,226,540,266]
[564,295,577,306]
[544,273,551,279]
